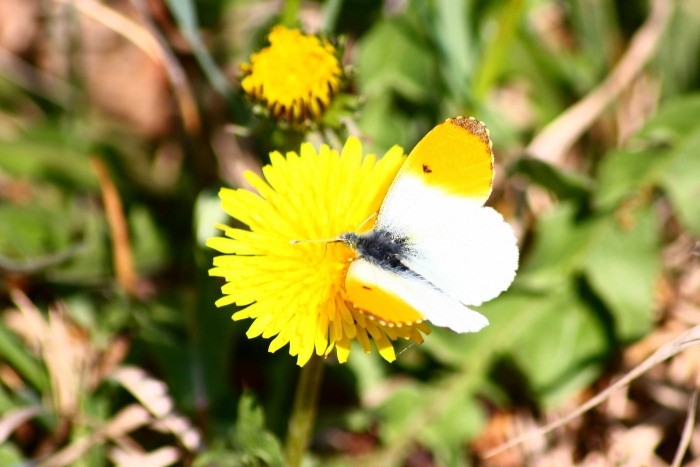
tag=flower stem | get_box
[285,355,324,467]
[281,0,301,28]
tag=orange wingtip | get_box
[447,116,493,151]
[398,116,494,202]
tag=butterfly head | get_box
[338,231,360,249]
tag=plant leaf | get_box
[584,204,660,341]
[510,157,592,203]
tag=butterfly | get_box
[338,117,519,332]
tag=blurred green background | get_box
[1,0,700,466]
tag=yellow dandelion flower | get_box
[207,138,431,366]
[240,25,342,123]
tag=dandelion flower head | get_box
[240,26,342,123]
[207,138,431,366]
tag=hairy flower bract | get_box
[207,138,431,366]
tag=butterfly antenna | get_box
[290,238,341,245]
[355,212,378,233]
[290,237,341,266]
[318,242,331,264]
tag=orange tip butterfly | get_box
[298,117,519,333]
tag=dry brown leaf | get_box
[486,323,700,458]
[37,404,152,467]
[679,266,700,302]
[642,377,690,411]
[89,334,130,390]
[150,414,202,451]
[662,235,698,271]
[37,433,97,467]
[668,345,700,386]
[3,309,43,354]
[577,408,675,467]
[102,404,152,438]
[532,442,575,467]
[8,290,91,417]
[578,451,611,467]
[113,366,172,417]
[0,364,25,389]
[112,366,202,452]
[108,446,180,467]
[0,0,39,53]
[604,381,635,420]
[8,289,49,347]
[472,412,525,467]
[45,307,90,416]
[0,407,41,444]
[607,424,664,467]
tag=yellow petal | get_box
[208,135,436,365]
[336,335,351,363]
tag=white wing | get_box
[376,175,519,307]
[346,258,489,333]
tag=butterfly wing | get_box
[376,116,518,308]
[376,116,494,231]
[345,257,489,332]
[398,196,519,307]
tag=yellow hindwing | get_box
[345,260,425,325]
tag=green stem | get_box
[281,0,301,28]
[285,355,325,467]
[473,0,524,100]
[322,0,344,32]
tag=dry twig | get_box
[53,0,160,60]
[53,0,201,134]
[671,371,700,467]
[130,0,201,135]
[525,0,673,164]
[485,323,700,458]
[89,157,137,296]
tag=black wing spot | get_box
[362,286,372,291]
[422,164,432,174]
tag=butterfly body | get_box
[340,231,412,275]
[341,117,519,333]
